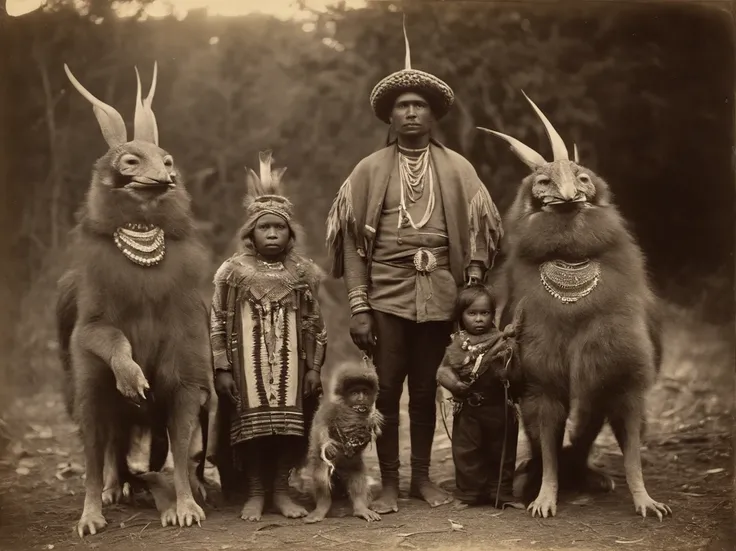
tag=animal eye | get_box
[578,173,591,185]
[163,156,174,168]
[120,154,139,166]
[535,176,551,185]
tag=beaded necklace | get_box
[539,259,601,303]
[397,145,435,230]
[113,223,165,267]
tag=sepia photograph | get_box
[0,0,733,550]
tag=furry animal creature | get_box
[301,362,383,524]
[478,92,671,521]
[58,62,215,537]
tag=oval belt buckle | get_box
[413,248,438,274]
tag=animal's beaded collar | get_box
[113,223,165,267]
[539,259,601,303]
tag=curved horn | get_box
[521,90,568,161]
[133,63,159,145]
[477,127,546,170]
[573,143,580,164]
[258,150,274,187]
[64,63,127,147]
[403,13,411,70]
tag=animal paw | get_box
[160,506,178,527]
[632,492,672,521]
[112,357,150,403]
[177,497,206,527]
[303,510,327,524]
[527,488,558,518]
[102,481,131,505]
[354,506,381,522]
[77,510,107,537]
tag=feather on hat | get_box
[241,150,293,236]
[369,15,455,124]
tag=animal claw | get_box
[633,492,671,521]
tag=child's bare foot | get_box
[240,495,265,521]
[274,491,308,518]
[370,481,399,514]
[410,478,453,508]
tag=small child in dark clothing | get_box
[436,284,520,508]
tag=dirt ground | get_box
[0,306,734,551]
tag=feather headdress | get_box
[241,150,293,237]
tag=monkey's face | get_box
[345,383,374,414]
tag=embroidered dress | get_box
[210,250,327,445]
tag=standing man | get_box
[325,17,504,514]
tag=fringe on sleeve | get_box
[468,184,504,268]
[325,177,356,279]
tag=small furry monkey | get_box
[302,361,383,523]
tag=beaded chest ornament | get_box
[113,223,165,267]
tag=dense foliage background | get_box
[0,0,733,396]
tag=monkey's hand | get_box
[319,440,338,475]
[110,356,150,404]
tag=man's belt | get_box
[373,246,449,274]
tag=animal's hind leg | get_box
[560,400,615,493]
[75,359,113,537]
[608,391,671,520]
[101,434,132,505]
[304,460,332,524]
[521,393,567,518]
[162,384,207,528]
[345,462,381,522]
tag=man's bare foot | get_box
[410,479,453,508]
[370,481,399,514]
[240,495,265,521]
[273,491,308,518]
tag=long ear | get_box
[521,90,569,162]
[477,126,546,170]
[64,63,127,147]
[133,62,159,145]
[573,143,580,164]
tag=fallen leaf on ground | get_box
[448,519,464,531]
[570,496,591,506]
[615,537,645,544]
[16,467,30,475]
[705,468,724,475]
[255,523,284,532]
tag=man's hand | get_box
[304,369,322,396]
[215,371,238,404]
[350,311,376,353]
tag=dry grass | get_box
[648,301,734,432]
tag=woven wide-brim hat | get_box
[369,16,455,124]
